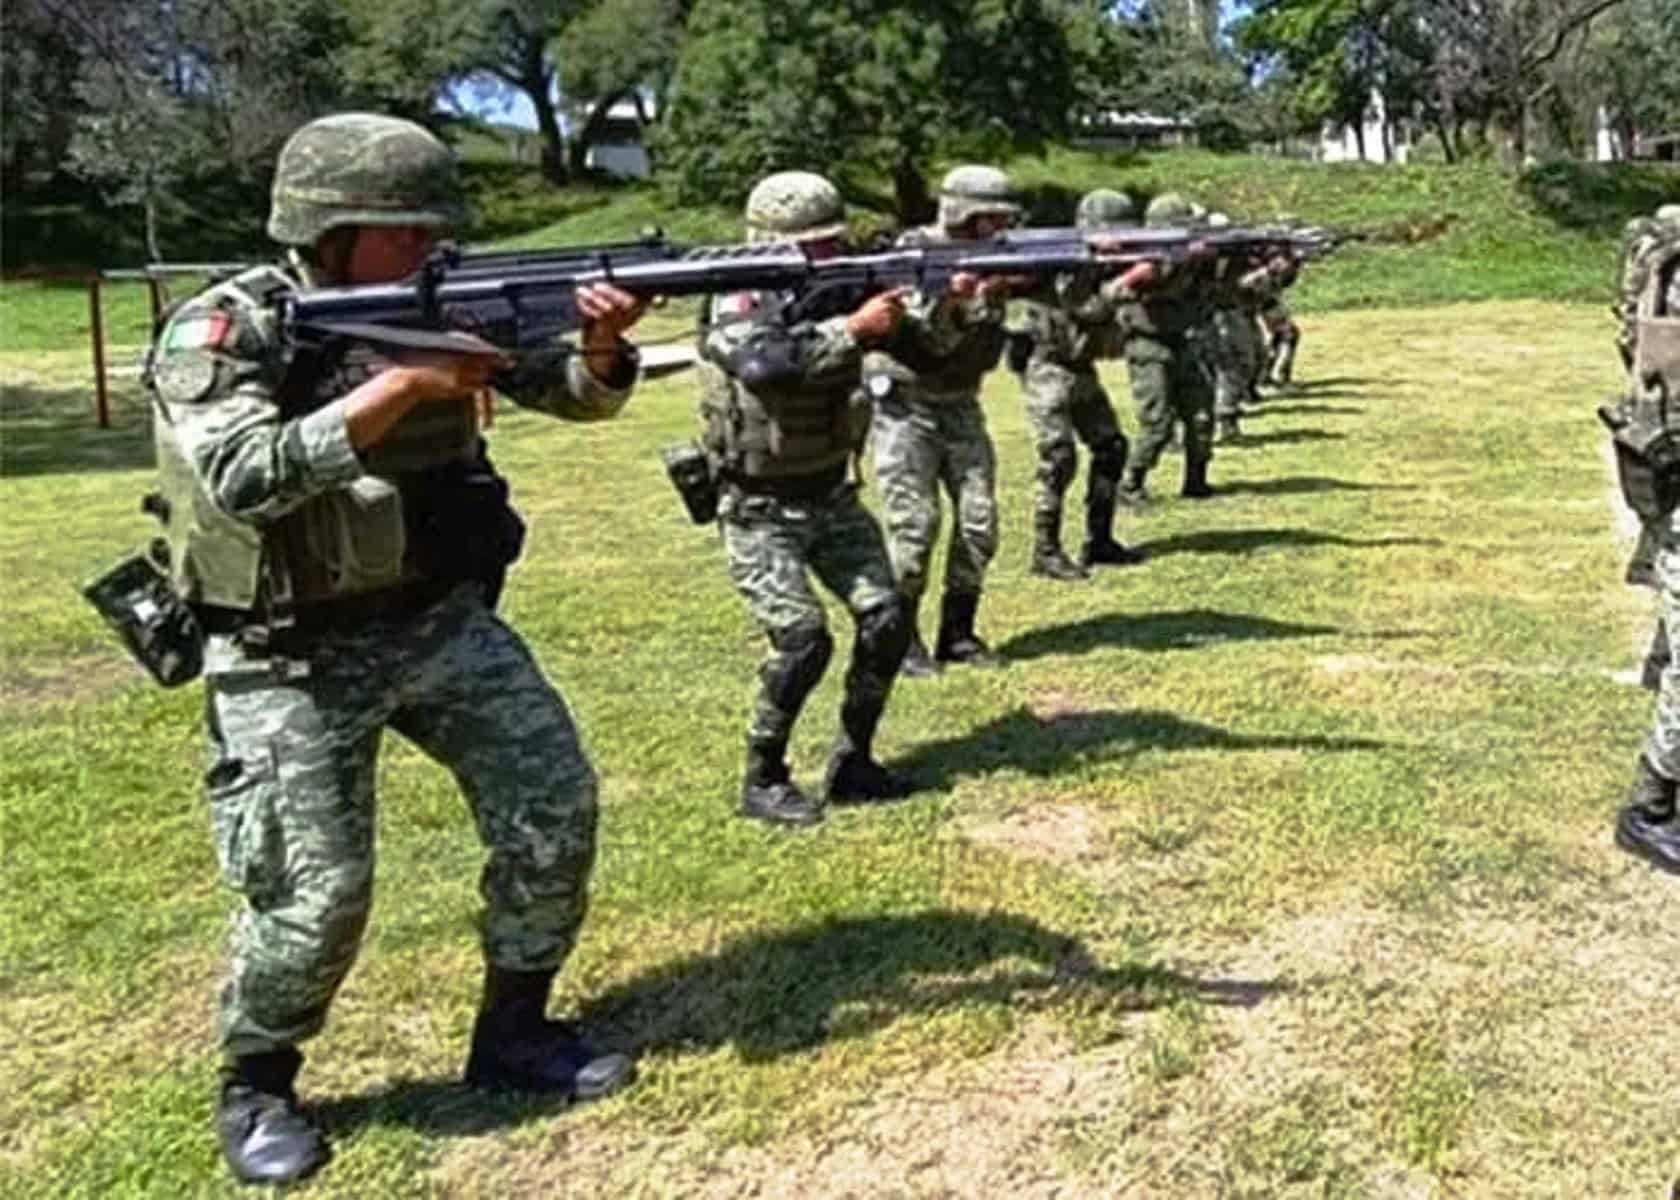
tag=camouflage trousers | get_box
[1211,308,1264,420]
[1646,538,1680,777]
[202,583,598,1059]
[1260,294,1299,383]
[1124,333,1216,475]
[1021,359,1125,520]
[872,393,999,599]
[719,481,900,746]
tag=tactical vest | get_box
[1019,273,1122,369]
[1605,235,1680,521]
[148,264,480,612]
[698,296,868,480]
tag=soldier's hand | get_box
[577,283,649,340]
[395,352,507,403]
[847,287,908,342]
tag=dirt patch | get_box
[959,803,1101,865]
[0,654,139,714]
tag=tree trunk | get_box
[892,156,933,227]
[1352,117,1367,162]
[144,192,162,262]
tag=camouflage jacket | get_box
[862,224,1008,402]
[1016,272,1130,370]
[148,260,637,609]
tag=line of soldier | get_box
[1609,201,1680,876]
[138,111,1313,1185]
[698,166,1308,831]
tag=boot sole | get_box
[1614,822,1680,875]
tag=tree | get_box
[555,0,689,175]
[657,0,1081,222]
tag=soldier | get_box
[1617,220,1680,875]
[1115,192,1221,506]
[868,165,1018,676]
[1204,210,1265,442]
[1010,187,1146,581]
[148,113,647,1184]
[696,171,914,827]
[1259,257,1303,388]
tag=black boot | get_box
[464,966,635,1099]
[1030,509,1087,582]
[1081,485,1143,568]
[935,590,1002,668]
[825,748,914,803]
[739,740,824,827]
[1181,457,1215,499]
[899,595,941,678]
[1615,756,1680,875]
[1642,617,1670,692]
[1117,468,1151,510]
[215,1048,330,1186]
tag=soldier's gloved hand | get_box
[846,287,909,343]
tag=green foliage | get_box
[656,0,1080,218]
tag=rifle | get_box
[280,224,1339,369]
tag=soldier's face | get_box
[798,236,844,261]
[967,213,1013,239]
[342,225,444,283]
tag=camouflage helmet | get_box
[1144,192,1197,227]
[267,112,464,246]
[1075,188,1139,229]
[938,165,1020,232]
[1206,211,1232,228]
[744,171,846,243]
[1658,204,1680,225]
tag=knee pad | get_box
[1036,443,1077,493]
[1089,435,1128,482]
[761,621,834,712]
[855,597,912,676]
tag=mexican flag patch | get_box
[161,310,231,354]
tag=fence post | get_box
[88,273,110,430]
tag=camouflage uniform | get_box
[1117,192,1220,503]
[1011,188,1143,579]
[697,172,911,826]
[1616,209,1680,875]
[868,166,1016,673]
[155,113,640,1185]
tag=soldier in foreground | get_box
[147,113,646,1184]
[1611,206,1680,875]
[694,172,914,826]
[869,165,1018,676]
[1116,192,1221,506]
[1010,187,1146,580]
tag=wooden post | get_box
[89,273,110,430]
[145,274,165,333]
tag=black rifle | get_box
[281,224,1330,367]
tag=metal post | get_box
[89,273,110,430]
[145,274,165,333]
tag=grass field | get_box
[2,295,1675,1197]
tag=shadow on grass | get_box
[1214,475,1412,498]
[892,706,1388,792]
[1281,376,1387,391]
[1,383,154,476]
[999,607,1367,661]
[314,908,1286,1139]
[1246,402,1366,415]
[1135,526,1439,559]
[1228,427,1346,447]
[584,910,1282,1061]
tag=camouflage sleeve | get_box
[150,301,364,526]
[499,341,638,421]
[703,293,861,385]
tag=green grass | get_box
[3,299,1677,1196]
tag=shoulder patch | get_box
[160,310,231,354]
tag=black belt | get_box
[194,577,461,638]
[721,464,849,502]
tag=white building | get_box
[1317,90,1410,164]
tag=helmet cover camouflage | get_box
[1144,192,1197,228]
[744,171,846,243]
[1206,211,1231,228]
[1075,188,1139,229]
[938,165,1020,232]
[1658,204,1680,225]
[267,112,464,246]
